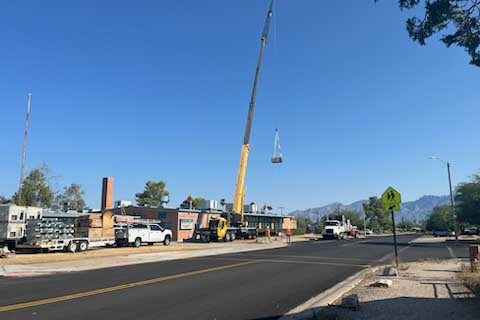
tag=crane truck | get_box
[196,1,274,242]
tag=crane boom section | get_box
[233,0,274,220]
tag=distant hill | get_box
[290,195,450,222]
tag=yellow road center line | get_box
[243,253,371,262]
[0,260,256,313]
[198,257,369,268]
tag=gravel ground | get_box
[320,259,480,320]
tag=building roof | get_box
[244,212,294,219]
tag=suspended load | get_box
[271,128,283,163]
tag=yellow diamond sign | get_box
[381,186,401,211]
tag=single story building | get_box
[114,206,297,242]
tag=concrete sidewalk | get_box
[286,259,480,320]
[0,240,287,277]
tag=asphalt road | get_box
[0,234,470,320]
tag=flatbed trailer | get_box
[16,237,115,253]
[196,226,257,243]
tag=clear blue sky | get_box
[1,0,479,212]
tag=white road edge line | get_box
[378,239,415,263]
[447,246,456,259]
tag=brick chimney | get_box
[101,177,114,211]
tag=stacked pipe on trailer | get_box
[25,217,76,242]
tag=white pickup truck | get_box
[115,223,172,247]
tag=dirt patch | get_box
[459,263,480,295]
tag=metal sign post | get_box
[390,208,399,267]
[382,186,402,268]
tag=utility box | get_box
[198,200,218,210]
[469,245,480,272]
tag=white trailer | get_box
[0,204,42,249]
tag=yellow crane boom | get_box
[232,0,274,224]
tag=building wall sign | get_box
[179,218,194,230]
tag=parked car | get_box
[432,229,455,237]
[462,227,479,236]
[115,223,172,247]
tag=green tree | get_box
[296,216,314,230]
[377,0,480,66]
[0,195,8,204]
[456,173,480,224]
[13,165,54,208]
[397,219,415,231]
[338,209,364,229]
[362,197,390,231]
[426,205,455,230]
[135,180,169,207]
[53,183,86,212]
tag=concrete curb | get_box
[279,266,379,320]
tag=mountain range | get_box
[289,195,450,222]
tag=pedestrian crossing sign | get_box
[381,186,401,211]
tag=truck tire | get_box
[78,241,88,252]
[133,237,142,248]
[230,232,236,241]
[163,235,171,246]
[67,241,78,252]
[224,232,231,242]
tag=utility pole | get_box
[18,93,32,205]
[429,156,458,244]
[363,211,367,238]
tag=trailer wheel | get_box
[78,241,88,252]
[133,237,142,248]
[163,236,171,246]
[230,232,236,241]
[67,241,78,252]
[224,232,231,242]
